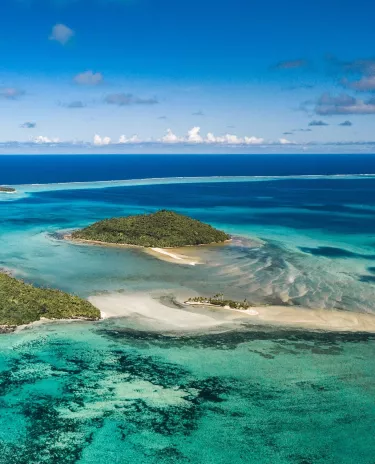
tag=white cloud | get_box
[206,132,216,143]
[160,127,265,145]
[187,126,203,143]
[161,129,183,143]
[118,135,141,144]
[217,134,243,144]
[203,130,264,145]
[74,71,103,86]
[33,136,60,144]
[279,138,295,145]
[244,136,264,145]
[49,24,74,45]
[93,134,111,145]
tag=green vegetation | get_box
[0,186,15,193]
[72,210,230,248]
[187,294,251,310]
[0,273,100,327]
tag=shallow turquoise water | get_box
[1,321,375,463]
[1,176,375,462]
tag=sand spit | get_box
[64,235,202,266]
[89,292,227,331]
[144,247,200,266]
[185,301,375,333]
[89,292,375,333]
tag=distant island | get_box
[0,272,100,331]
[0,186,16,193]
[70,210,230,248]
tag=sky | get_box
[1,0,375,153]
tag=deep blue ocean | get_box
[1,155,375,463]
[2,154,375,184]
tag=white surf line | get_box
[7,173,375,192]
[3,173,375,203]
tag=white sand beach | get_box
[65,235,202,266]
[89,292,225,330]
[185,301,375,332]
[89,292,375,333]
[144,247,200,265]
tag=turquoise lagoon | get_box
[1,173,375,463]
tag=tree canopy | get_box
[0,273,100,327]
[72,210,230,248]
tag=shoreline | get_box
[62,234,220,265]
[1,315,100,334]
[2,290,375,334]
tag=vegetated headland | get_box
[0,272,100,332]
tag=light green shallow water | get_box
[1,319,375,464]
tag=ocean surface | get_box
[1,155,375,463]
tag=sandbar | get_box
[89,291,375,333]
[88,292,226,330]
[185,300,375,333]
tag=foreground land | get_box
[0,273,100,330]
[71,210,230,248]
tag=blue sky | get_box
[1,0,375,153]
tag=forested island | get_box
[0,186,16,193]
[71,210,230,248]
[0,272,100,330]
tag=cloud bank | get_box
[93,134,111,145]
[158,127,265,145]
[315,93,375,115]
[33,135,60,144]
